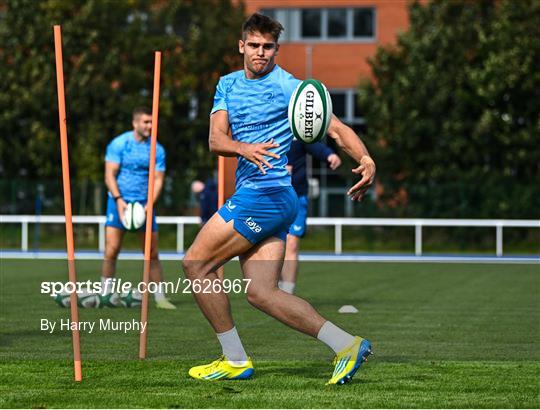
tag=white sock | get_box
[317,321,355,353]
[101,276,114,294]
[278,281,296,294]
[153,284,166,301]
[216,327,248,365]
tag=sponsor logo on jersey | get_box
[231,121,271,132]
[244,217,262,233]
[226,201,237,212]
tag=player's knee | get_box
[182,258,196,279]
[182,256,204,280]
[246,291,263,309]
[104,245,121,260]
[246,287,272,310]
[183,245,202,273]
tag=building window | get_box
[329,89,365,127]
[353,9,374,37]
[353,93,363,119]
[301,9,322,38]
[327,8,347,38]
[259,8,275,20]
[331,92,347,118]
[258,8,376,43]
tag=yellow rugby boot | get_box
[189,356,254,381]
[155,298,176,310]
[327,336,372,385]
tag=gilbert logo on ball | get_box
[288,79,333,144]
[122,201,146,231]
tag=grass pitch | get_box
[0,259,538,408]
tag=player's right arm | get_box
[104,161,127,220]
[208,110,280,175]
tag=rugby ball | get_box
[51,292,71,308]
[288,79,333,144]
[77,290,101,308]
[122,201,146,231]
[120,288,142,308]
[100,292,122,308]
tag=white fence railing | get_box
[1,215,539,257]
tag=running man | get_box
[183,13,375,384]
[102,106,175,309]
[279,140,342,295]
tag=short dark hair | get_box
[132,106,151,120]
[242,12,284,42]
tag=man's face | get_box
[239,31,279,79]
[132,113,152,139]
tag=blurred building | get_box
[244,1,411,216]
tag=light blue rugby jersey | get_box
[211,65,301,190]
[105,131,166,202]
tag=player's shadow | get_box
[255,361,328,379]
[255,359,381,384]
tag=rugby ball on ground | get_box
[77,290,101,308]
[288,79,333,144]
[122,201,146,231]
[100,292,122,308]
[51,292,71,308]
[120,288,143,308]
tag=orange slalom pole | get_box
[139,51,161,359]
[53,25,82,382]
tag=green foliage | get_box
[0,0,245,183]
[359,0,540,218]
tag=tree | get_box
[0,0,244,189]
[358,0,540,218]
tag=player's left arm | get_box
[327,115,376,201]
[150,146,166,205]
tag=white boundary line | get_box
[1,250,538,264]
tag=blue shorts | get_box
[105,196,157,232]
[217,186,298,244]
[288,195,308,237]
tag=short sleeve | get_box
[210,78,228,115]
[156,145,166,172]
[281,73,302,101]
[105,137,124,164]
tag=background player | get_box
[191,176,218,226]
[101,106,175,309]
[279,140,342,295]
[182,13,376,384]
